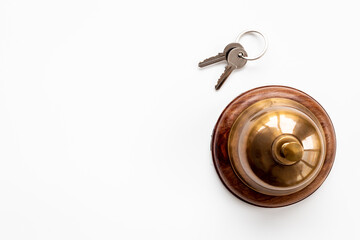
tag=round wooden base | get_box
[211,86,336,207]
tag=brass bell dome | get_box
[228,98,326,196]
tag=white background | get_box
[0,0,358,239]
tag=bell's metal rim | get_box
[211,85,336,208]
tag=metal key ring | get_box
[235,30,268,61]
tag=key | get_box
[198,43,244,68]
[215,47,248,90]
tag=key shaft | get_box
[198,53,226,67]
[215,65,235,90]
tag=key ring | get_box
[235,30,268,61]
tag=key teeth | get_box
[198,53,224,68]
[215,65,231,90]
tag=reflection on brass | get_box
[228,98,326,196]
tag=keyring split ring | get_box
[235,30,268,61]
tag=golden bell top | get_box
[228,98,326,196]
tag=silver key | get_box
[198,43,244,68]
[215,47,247,90]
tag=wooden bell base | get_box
[211,86,336,208]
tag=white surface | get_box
[0,0,358,239]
